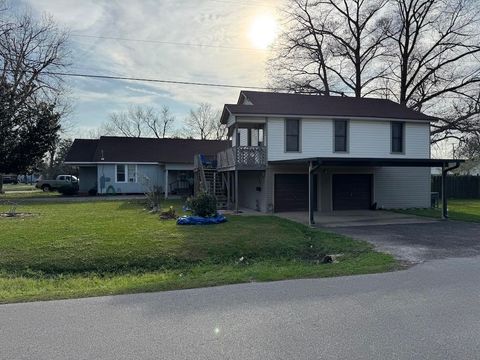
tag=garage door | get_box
[332,174,372,210]
[274,174,317,212]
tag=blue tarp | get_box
[177,214,227,225]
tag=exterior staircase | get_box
[194,155,228,209]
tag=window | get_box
[334,120,348,152]
[391,122,404,153]
[285,119,300,152]
[116,164,137,183]
[116,165,126,183]
[127,165,137,183]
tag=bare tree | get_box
[387,0,480,143]
[271,0,480,145]
[182,103,224,140]
[103,105,175,138]
[270,0,391,97]
[0,9,69,192]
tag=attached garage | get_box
[274,174,317,212]
[332,174,372,210]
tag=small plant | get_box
[190,192,217,217]
[160,206,177,220]
[6,202,18,217]
[141,176,162,212]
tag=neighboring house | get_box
[208,91,461,220]
[65,136,228,196]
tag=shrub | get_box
[190,193,217,217]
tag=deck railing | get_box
[217,146,267,170]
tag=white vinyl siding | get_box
[267,118,430,161]
[374,167,430,208]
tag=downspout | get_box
[309,160,321,226]
[441,161,461,220]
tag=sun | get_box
[248,14,278,49]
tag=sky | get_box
[22,0,280,137]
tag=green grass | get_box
[395,199,480,223]
[1,184,60,199]
[0,200,396,303]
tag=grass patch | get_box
[395,199,480,223]
[1,184,60,199]
[0,200,396,303]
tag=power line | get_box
[46,70,273,90]
[70,34,265,52]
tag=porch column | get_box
[165,168,169,199]
[235,170,239,213]
[441,163,447,220]
[309,161,315,226]
[227,171,231,210]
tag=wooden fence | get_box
[432,175,480,199]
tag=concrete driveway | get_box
[277,210,436,227]
[330,220,480,263]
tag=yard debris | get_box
[321,254,344,264]
[160,206,177,220]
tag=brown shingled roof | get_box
[220,91,438,123]
[65,136,229,164]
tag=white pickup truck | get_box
[35,175,79,192]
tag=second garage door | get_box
[274,174,317,212]
[332,174,372,210]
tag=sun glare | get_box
[249,14,278,49]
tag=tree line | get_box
[91,102,227,141]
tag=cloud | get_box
[25,0,281,136]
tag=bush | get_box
[58,184,79,196]
[190,193,217,217]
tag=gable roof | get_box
[220,91,438,123]
[65,136,229,164]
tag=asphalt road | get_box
[3,257,480,360]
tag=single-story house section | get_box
[65,136,228,197]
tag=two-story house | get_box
[215,91,461,223]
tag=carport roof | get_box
[269,157,464,167]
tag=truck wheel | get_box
[41,185,51,192]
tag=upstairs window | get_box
[334,120,348,152]
[391,122,404,153]
[285,119,300,152]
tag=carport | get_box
[270,157,463,226]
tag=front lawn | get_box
[395,199,480,223]
[0,200,396,303]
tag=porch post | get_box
[442,163,447,220]
[309,161,315,226]
[165,168,169,199]
[227,171,231,210]
[235,170,239,213]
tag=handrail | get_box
[217,146,267,169]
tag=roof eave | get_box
[226,111,436,123]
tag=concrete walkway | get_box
[276,210,435,227]
[3,257,480,360]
